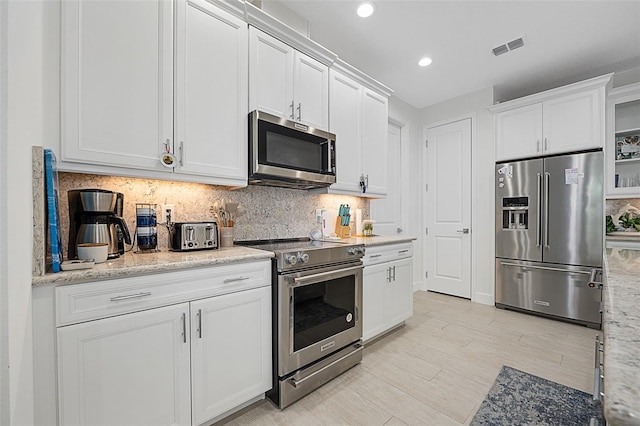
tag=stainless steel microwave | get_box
[249,110,336,189]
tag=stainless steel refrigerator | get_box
[495,150,603,329]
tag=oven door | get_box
[277,262,362,377]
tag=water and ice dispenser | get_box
[502,197,529,230]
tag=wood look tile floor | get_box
[221,291,599,426]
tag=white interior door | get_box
[425,119,471,298]
[371,121,402,235]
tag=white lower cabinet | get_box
[362,244,413,342]
[57,303,192,426]
[54,262,272,426]
[190,287,271,425]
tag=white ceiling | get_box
[270,0,640,109]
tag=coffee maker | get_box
[68,189,132,259]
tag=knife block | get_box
[334,217,351,238]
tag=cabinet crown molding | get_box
[332,58,393,97]
[608,82,640,103]
[245,2,337,66]
[489,73,613,114]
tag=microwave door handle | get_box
[292,265,362,287]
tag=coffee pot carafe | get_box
[68,189,131,259]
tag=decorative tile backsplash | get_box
[55,172,369,257]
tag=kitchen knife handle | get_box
[544,172,550,248]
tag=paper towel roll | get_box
[355,209,363,236]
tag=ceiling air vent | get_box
[492,44,509,56]
[492,36,525,56]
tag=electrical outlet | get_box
[162,204,175,224]
[315,209,323,224]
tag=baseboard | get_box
[412,280,423,292]
[473,291,494,306]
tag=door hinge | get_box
[425,183,428,192]
[425,271,428,278]
[425,227,428,235]
[425,140,428,148]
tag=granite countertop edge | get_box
[32,247,275,286]
[603,247,640,426]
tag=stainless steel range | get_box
[237,238,364,408]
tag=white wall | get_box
[2,1,44,424]
[388,96,423,290]
[0,0,8,423]
[421,87,496,305]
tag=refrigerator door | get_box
[495,259,602,328]
[543,151,603,267]
[495,158,543,262]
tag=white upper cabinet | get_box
[543,89,603,154]
[362,88,389,196]
[495,103,543,160]
[329,70,363,194]
[61,0,174,172]
[249,27,329,130]
[174,0,248,182]
[325,66,390,198]
[60,0,248,186]
[491,74,612,162]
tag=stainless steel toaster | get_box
[169,222,218,251]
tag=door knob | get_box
[397,227,403,233]
[456,228,469,234]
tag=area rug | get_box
[470,366,602,426]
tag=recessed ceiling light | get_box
[357,2,375,18]
[418,57,433,67]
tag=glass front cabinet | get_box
[607,83,640,197]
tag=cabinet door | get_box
[329,71,363,193]
[61,0,173,172]
[249,27,294,119]
[362,263,388,341]
[543,89,603,155]
[495,103,543,161]
[190,286,271,424]
[385,258,413,327]
[294,52,329,129]
[57,303,191,426]
[362,88,389,196]
[174,0,248,184]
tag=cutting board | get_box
[45,149,63,272]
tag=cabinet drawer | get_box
[363,243,413,266]
[55,260,271,326]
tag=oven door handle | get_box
[292,265,362,287]
[288,343,363,388]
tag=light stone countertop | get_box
[33,236,415,287]
[32,246,274,286]
[603,247,640,426]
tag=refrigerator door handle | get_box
[536,173,542,247]
[500,261,591,275]
[544,172,550,249]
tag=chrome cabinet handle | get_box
[456,228,469,234]
[369,254,382,259]
[181,313,186,344]
[536,139,540,153]
[197,309,203,339]
[392,265,396,281]
[386,267,391,283]
[110,292,152,302]
[297,103,302,121]
[179,141,184,167]
[398,249,409,254]
[544,137,548,151]
[223,276,250,284]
